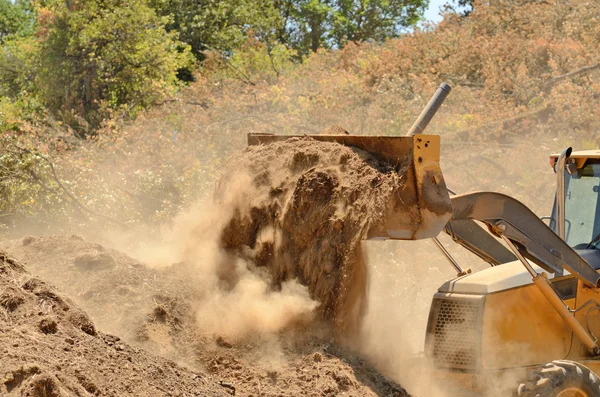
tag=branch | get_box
[454,63,600,138]
[153,98,209,109]
[518,0,551,6]
[9,144,132,229]
[202,44,256,86]
[153,98,179,106]
[439,73,485,88]
[39,155,131,228]
[111,183,161,205]
[542,63,600,93]
[450,104,550,137]
[267,49,281,78]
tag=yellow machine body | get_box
[427,266,600,394]
[248,129,600,395]
[426,150,600,395]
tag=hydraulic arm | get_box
[450,191,600,287]
[450,191,600,355]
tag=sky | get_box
[423,0,450,23]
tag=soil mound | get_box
[1,234,201,343]
[0,251,224,396]
[217,137,407,335]
[1,235,410,397]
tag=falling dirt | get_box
[217,137,407,337]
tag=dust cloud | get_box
[127,135,413,341]
[0,108,563,396]
[356,238,456,396]
[94,133,555,397]
[124,178,319,342]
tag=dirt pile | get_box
[217,137,407,336]
[1,235,410,397]
[3,234,201,343]
[0,250,226,396]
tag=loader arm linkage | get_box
[450,191,600,288]
[443,219,516,266]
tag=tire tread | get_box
[517,360,600,397]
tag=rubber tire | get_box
[516,360,600,397]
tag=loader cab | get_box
[549,151,600,250]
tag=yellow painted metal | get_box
[434,275,600,395]
[430,272,600,395]
[247,133,453,240]
[531,273,599,354]
[481,282,572,369]
[570,279,600,359]
[549,149,600,169]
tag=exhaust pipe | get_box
[406,82,452,136]
[556,147,572,241]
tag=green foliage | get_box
[0,35,45,131]
[0,1,38,130]
[35,0,192,130]
[1,0,428,136]
[149,0,427,60]
[289,0,332,53]
[210,39,298,83]
[0,136,66,231]
[275,0,428,56]
[331,0,425,45]
[149,0,281,58]
[0,36,38,98]
[0,0,35,43]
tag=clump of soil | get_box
[0,251,224,396]
[217,137,408,335]
[73,249,117,271]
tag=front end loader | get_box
[426,149,600,397]
[249,83,600,396]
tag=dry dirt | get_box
[217,137,407,337]
[0,250,224,397]
[1,234,408,397]
[0,137,415,396]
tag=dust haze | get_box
[111,169,321,343]
[0,125,564,397]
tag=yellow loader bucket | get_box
[247,133,453,240]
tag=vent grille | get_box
[428,297,483,370]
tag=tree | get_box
[36,0,191,131]
[332,0,425,46]
[295,0,334,53]
[149,0,281,59]
[149,0,426,61]
[0,0,35,43]
[274,0,428,56]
